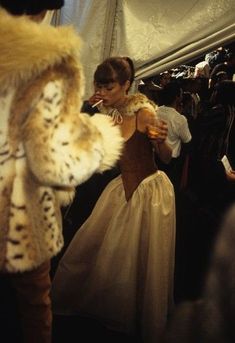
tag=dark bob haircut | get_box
[161,81,182,106]
[94,56,135,88]
[0,0,64,15]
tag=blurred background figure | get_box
[157,81,192,192]
[165,203,235,343]
[205,46,231,70]
[209,50,235,89]
[158,71,172,88]
[194,60,210,79]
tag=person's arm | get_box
[153,137,172,164]
[22,75,124,189]
[137,108,172,164]
[226,170,235,182]
[149,122,172,164]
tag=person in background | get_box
[194,60,210,79]
[180,80,235,303]
[52,56,176,343]
[165,203,235,343]
[209,51,235,89]
[158,71,172,88]
[208,70,228,97]
[205,46,231,70]
[156,81,192,191]
[0,1,123,342]
[138,76,163,105]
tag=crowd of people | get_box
[137,46,235,342]
[1,1,235,343]
[140,46,235,297]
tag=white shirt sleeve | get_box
[177,115,192,143]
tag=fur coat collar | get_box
[98,93,157,119]
[0,9,83,89]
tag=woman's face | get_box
[94,81,128,108]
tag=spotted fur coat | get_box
[0,9,123,272]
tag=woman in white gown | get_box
[52,57,176,342]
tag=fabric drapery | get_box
[60,0,235,98]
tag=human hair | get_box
[161,81,182,106]
[0,0,64,15]
[123,56,135,85]
[182,91,193,106]
[94,56,135,89]
[159,71,171,86]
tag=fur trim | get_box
[55,187,75,207]
[98,93,157,117]
[0,9,125,272]
[89,114,124,172]
[0,9,82,88]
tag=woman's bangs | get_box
[94,65,116,85]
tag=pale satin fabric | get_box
[52,171,175,342]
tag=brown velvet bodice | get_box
[119,130,158,201]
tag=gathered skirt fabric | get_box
[52,171,176,342]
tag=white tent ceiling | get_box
[60,0,235,98]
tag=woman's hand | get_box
[226,169,235,182]
[88,93,103,106]
[137,109,172,164]
[146,119,168,143]
[147,117,172,164]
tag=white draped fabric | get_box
[61,0,235,98]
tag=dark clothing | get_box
[1,261,51,343]
[81,100,98,115]
[189,104,234,209]
[210,62,235,82]
[174,104,235,302]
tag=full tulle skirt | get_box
[52,171,176,342]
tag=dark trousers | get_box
[2,261,52,343]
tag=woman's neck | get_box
[113,96,128,111]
